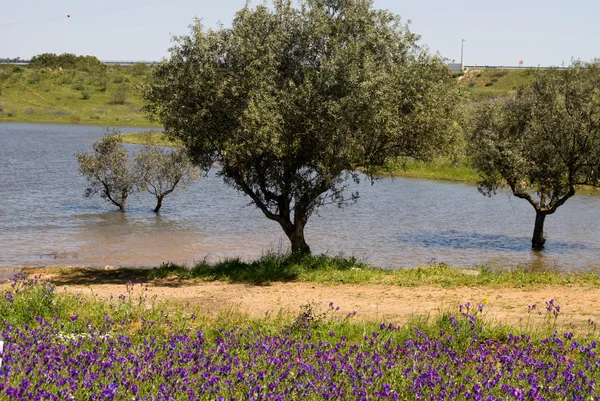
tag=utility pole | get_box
[460,39,465,71]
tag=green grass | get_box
[0,66,535,126]
[0,64,158,126]
[28,252,600,289]
[376,157,479,182]
[2,272,597,347]
[459,68,536,100]
[121,131,180,147]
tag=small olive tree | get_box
[143,0,462,254]
[77,130,137,211]
[468,62,600,249]
[135,144,199,213]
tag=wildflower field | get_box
[1,273,599,400]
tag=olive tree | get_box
[468,63,600,250]
[76,130,137,211]
[135,144,199,213]
[143,0,462,254]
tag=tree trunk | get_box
[154,195,164,213]
[532,211,546,250]
[288,226,311,255]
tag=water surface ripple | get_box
[1,123,599,271]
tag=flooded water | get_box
[1,123,599,272]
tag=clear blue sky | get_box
[1,0,599,67]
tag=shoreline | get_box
[3,265,599,329]
[0,118,160,129]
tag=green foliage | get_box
[135,139,200,212]
[108,83,128,104]
[30,53,106,72]
[134,252,600,288]
[96,75,109,92]
[76,130,137,211]
[468,62,600,248]
[461,69,535,100]
[144,0,463,255]
[0,64,154,126]
[378,156,478,182]
[27,70,42,84]
[121,131,180,147]
[0,274,63,325]
[130,63,150,76]
[150,252,370,284]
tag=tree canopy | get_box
[30,53,106,72]
[143,0,462,254]
[468,62,600,249]
[77,131,136,211]
[135,143,199,213]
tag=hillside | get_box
[0,64,157,126]
[0,62,542,126]
[458,68,536,100]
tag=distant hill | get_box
[0,60,545,126]
[458,68,536,100]
[0,63,156,126]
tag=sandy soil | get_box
[4,268,598,328]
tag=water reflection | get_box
[1,123,600,271]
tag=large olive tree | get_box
[143,0,461,254]
[469,63,600,250]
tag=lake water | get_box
[1,123,599,272]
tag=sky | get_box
[1,0,599,67]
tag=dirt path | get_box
[13,273,598,328]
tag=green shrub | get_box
[72,82,85,91]
[97,75,109,92]
[108,84,128,104]
[27,71,42,84]
[81,91,91,100]
[130,63,150,76]
[59,73,74,85]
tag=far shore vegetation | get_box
[0,60,534,127]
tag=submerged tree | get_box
[469,62,600,249]
[76,130,137,211]
[143,0,462,254]
[135,143,199,213]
